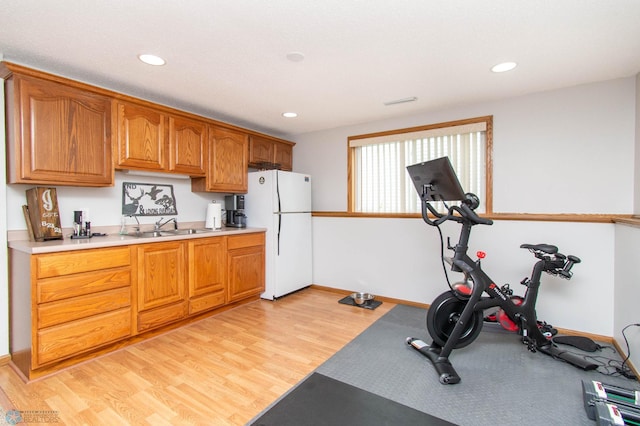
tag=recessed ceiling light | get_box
[491,62,517,73]
[138,54,166,66]
[282,112,298,118]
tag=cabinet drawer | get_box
[37,308,131,366]
[36,247,131,278]
[37,268,131,303]
[189,291,225,315]
[38,287,131,328]
[137,302,187,333]
[227,233,265,250]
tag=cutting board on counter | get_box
[25,187,63,241]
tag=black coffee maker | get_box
[225,195,247,228]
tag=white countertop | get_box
[8,226,267,254]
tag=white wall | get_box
[295,77,636,214]
[1,68,9,358]
[612,72,640,372]
[314,217,614,335]
[614,224,640,371]
[635,72,640,215]
[294,77,637,338]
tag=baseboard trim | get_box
[0,354,10,366]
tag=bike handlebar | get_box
[423,196,493,227]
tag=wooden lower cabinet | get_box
[37,308,131,365]
[8,246,134,377]
[136,241,188,332]
[189,237,227,314]
[227,233,265,302]
[9,231,265,379]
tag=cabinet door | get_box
[169,115,207,176]
[274,142,293,171]
[227,234,265,302]
[188,237,227,314]
[115,101,168,170]
[136,241,186,312]
[8,75,113,186]
[193,126,248,193]
[249,135,274,165]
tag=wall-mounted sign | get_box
[122,182,178,216]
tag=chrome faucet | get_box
[155,217,178,231]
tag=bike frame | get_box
[437,220,558,359]
[412,194,590,384]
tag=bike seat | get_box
[520,243,558,254]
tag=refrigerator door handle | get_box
[277,213,282,255]
[276,171,282,213]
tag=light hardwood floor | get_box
[0,288,394,425]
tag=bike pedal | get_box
[522,336,537,352]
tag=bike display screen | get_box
[406,157,466,202]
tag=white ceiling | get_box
[1,1,640,139]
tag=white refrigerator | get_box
[245,170,313,300]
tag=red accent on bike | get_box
[497,296,524,332]
[453,283,472,296]
[476,251,486,259]
[488,283,497,290]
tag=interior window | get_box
[348,116,493,214]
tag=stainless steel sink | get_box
[162,228,212,235]
[128,228,212,238]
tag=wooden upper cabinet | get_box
[169,116,207,176]
[114,101,168,171]
[4,73,114,186]
[249,135,294,171]
[114,101,207,176]
[249,135,274,165]
[192,126,249,193]
[274,142,293,171]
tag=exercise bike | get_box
[405,157,594,384]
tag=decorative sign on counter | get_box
[25,187,63,241]
[122,182,178,216]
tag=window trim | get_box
[347,115,493,215]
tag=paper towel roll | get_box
[205,202,222,229]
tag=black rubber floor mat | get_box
[250,372,456,426]
[338,295,382,310]
[552,335,602,352]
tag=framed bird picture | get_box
[122,182,178,216]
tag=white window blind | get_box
[350,122,487,214]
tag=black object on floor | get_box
[338,295,382,310]
[552,336,602,352]
[250,372,455,426]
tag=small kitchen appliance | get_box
[225,195,247,228]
